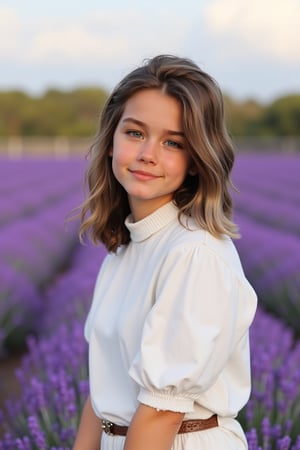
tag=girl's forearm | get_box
[124,404,184,450]
[73,394,102,450]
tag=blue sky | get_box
[1,0,300,101]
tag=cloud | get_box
[0,7,190,66]
[0,6,22,56]
[1,2,298,98]
[204,0,300,63]
[26,26,128,64]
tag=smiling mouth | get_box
[129,169,161,180]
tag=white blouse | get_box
[84,201,257,445]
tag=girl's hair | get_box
[79,54,239,252]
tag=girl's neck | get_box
[129,197,173,222]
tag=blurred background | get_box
[0,1,300,449]
[0,0,299,156]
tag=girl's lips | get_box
[129,169,160,180]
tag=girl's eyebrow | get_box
[121,117,185,137]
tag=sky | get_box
[0,0,300,102]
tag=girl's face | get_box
[111,89,190,221]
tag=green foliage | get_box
[262,95,300,136]
[224,96,265,136]
[0,87,299,137]
[0,87,108,137]
[0,91,33,135]
[224,94,300,137]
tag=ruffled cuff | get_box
[137,387,194,413]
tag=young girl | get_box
[73,54,257,450]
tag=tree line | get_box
[0,87,299,137]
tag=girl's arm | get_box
[73,394,102,450]
[124,404,184,450]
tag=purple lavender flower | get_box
[0,158,87,353]
[28,415,47,449]
[232,152,300,333]
[277,436,292,450]
[246,428,261,450]
[15,437,31,450]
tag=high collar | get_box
[125,202,179,243]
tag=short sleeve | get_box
[128,243,256,413]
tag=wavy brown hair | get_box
[79,54,239,252]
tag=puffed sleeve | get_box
[128,242,256,413]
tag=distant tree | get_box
[262,95,300,136]
[58,87,108,136]
[0,91,32,135]
[0,87,108,137]
[224,95,265,137]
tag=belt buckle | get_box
[102,420,114,436]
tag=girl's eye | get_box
[165,140,183,149]
[127,130,143,139]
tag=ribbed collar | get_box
[125,201,179,242]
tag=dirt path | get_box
[0,353,24,440]
[0,353,23,409]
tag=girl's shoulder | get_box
[165,215,232,254]
[164,218,246,281]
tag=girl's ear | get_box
[108,147,113,156]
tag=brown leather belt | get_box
[101,414,218,436]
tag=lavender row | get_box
[0,242,106,448]
[233,189,300,235]
[233,152,300,191]
[231,152,300,331]
[0,159,85,193]
[233,173,300,206]
[37,241,106,337]
[0,159,85,227]
[242,308,300,445]
[232,153,300,234]
[1,242,300,449]
[0,158,89,353]
[0,192,83,355]
[234,212,300,332]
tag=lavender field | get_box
[232,153,300,333]
[0,153,300,450]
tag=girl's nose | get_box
[137,140,158,164]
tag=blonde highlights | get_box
[80,55,239,252]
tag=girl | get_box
[73,55,257,450]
